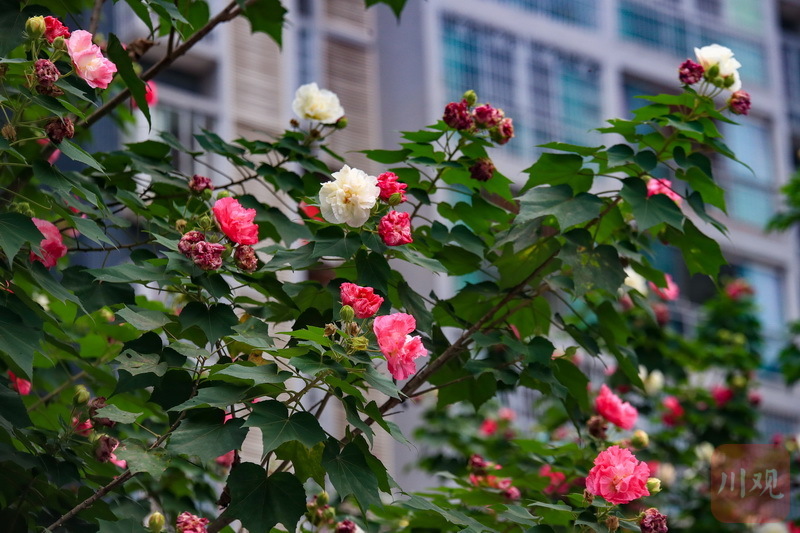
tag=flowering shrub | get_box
[0,2,764,530]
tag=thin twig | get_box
[88,0,107,35]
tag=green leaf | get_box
[523,153,593,193]
[517,185,604,229]
[229,317,274,349]
[209,363,291,386]
[58,140,105,173]
[560,231,626,297]
[107,33,150,127]
[169,410,248,462]
[29,262,86,313]
[93,405,142,424]
[0,385,32,431]
[116,306,172,331]
[179,302,239,344]
[115,350,168,377]
[70,215,116,247]
[619,177,684,230]
[682,166,726,211]
[356,249,391,295]
[222,464,306,532]
[552,359,589,412]
[115,441,171,476]
[397,280,432,333]
[0,308,42,379]
[169,383,250,411]
[237,0,287,45]
[274,441,326,485]
[322,439,382,512]
[362,149,410,164]
[364,0,409,18]
[244,400,326,455]
[665,219,726,277]
[0,213,42,267]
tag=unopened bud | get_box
[731,374,747,388]
[587,415,608,441]
[706,64,720,79]
[345,322,360,337]
[462,89,478,106]
[290,118,300,128]
[349,336,369,351]
[388,192,403,206]
[1,123,17,142]
[26,16,46,39]
[216,190,232,199]
[647,477,662,494]
[335,116,348,129]
[632,429,649,449]
[605,516,619,532]
[310,128,321,139]
[175,219,188,232]
[73,385,91,405]
[323,323,337,337]
[316,490,329,506]
[52,36,66,51]
[322,506,336,522]
[146,511,165,533]
[198,215,214,231]
[11,201,35,217]
[99,308,115,322]
[340,305,355,323]
[722,75,735,88]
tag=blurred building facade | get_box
[111,0,800,487]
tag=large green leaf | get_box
[244,400,326,455]
[179,302,239,343]
[115,440,171,476]
[523,153,593,193]
[116,306,172,331]
[209,363,291,386]
[169,410,248,462]
[322,439,381,512]
[222,464,306,532]
[517,185,604,229]
[0,214,42,267]
[115,350,168,377]
[0,307,42,379]
[619,177,684,230]
[665,219,726,277]
[237,0,287,46]
[274,441,326,485]
[356,250,391,295]
[59,140,105,173]
[107,33,150,127]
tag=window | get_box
[618,0,767,85]
[441,13,601,156]
[719,117,776,227]
[489,0,597,27]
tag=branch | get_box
[45,471,134,531]
[88,0,107,35]
[77,0,243,131]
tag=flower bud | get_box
[73,385,91,405]
[587,415,608,441]
[216,190,232,199]
[335,116,348,129]
[348,336,369,351]
[340,305,355,323]
[175,219,188,232]
[632,429,649,449]
[1,124,16,142]
[605,516,619,532]
[11,201,35,217]
[462,89,478,106]
[731,374,747,388]
[336,519,358,533]
[52,36,66,51]
[26,16,46,39]
[290,118,300,128]
[198,215,214,231]
[188,174,214,193]
[469,158,495,182]
[345,322,360,337]
[706,64,720,79]
[646,477,662,494]
[388,192,403,206]
[147,511,165,533]
[44,117,75,144]
[316,490,329,506]
[99,308,115,322]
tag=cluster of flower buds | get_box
[442,90,514,145]
[678,45,751,115]
[306,491,336,528]
[189,174,214,194]
[467,454,521,500]
[177,229,258,273]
